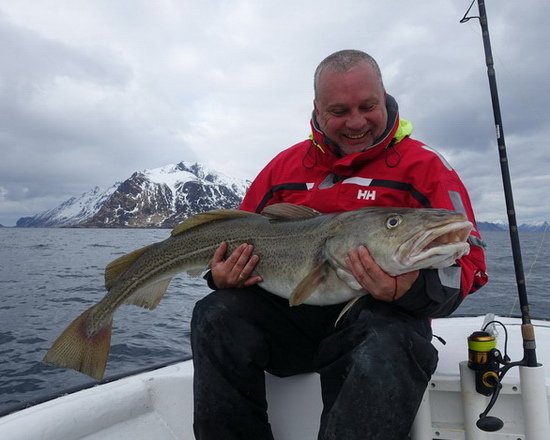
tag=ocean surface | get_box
[0,227,549,415]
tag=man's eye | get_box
[330,109,347,116]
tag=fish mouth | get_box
[400,220,473,269]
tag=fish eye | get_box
[386,214,402,229]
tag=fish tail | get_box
[42,305,113,381]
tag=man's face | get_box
[314,62,388,155]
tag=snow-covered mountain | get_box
[16,161,249,228]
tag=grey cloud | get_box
[0,1,549,226]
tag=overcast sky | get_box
[1,0,549,226]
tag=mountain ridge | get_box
[16,161,249,228]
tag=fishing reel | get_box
[467,322,520,432]
[467,330,500,396]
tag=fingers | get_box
[230,244,261,285]
[346,246,380,286]
[227,243,255,274]
[210,242,262,289]
[211,241,229,264]
[346,246,397,302]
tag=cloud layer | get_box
[1,0,549,225]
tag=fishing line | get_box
[526,221,548,280]
[508,222,548,316]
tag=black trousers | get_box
[191,286,438,440]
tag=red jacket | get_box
[241,96,488,315]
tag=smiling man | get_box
[191,49,488,439]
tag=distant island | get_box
[477,221,549,233]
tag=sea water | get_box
[0,227,548,414]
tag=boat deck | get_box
[1,315,549,439]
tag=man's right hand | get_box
[210,242,262,288]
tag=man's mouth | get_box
[343,131,369,141]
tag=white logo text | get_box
[357,190,376,200]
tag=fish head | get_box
[390,208,473,274]
[327,207,473,276]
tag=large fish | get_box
[43,203,472,380]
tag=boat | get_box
[2,1,549,439]
[1,313,549,439]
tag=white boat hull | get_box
[1,315,549,439]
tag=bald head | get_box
[314,50,384,99]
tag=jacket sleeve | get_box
[394,267,464,318]
[393,146,488,317]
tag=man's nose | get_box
[345,110,365,130]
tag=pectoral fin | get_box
[289,262,329,306]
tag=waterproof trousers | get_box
[191,286,438,440]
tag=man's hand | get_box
[210,242,262,289]
[346,245,419,302]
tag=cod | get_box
[43,203,472,380]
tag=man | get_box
[191,49,487,439]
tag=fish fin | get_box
[334,297,361,328]
[289,262,329,306]
[171,209,257,237]
[186,268,206,277]
[42,306,112,381]
[105,245,155,289]
[261,203,321,220]
[124,277,172,309]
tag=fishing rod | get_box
[460,0,538,368]
[460,1,549,434]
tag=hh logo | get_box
[357,189,376,200]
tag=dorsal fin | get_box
[171,209,257,237]
[105,244,155,289]
[261,203,321,220]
